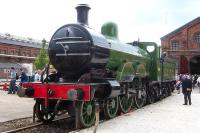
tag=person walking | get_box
[8,67,17,94]
[181,75,192,105]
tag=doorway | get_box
[180,55,188,74]
[190,55,200,74]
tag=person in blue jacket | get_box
[20,68,28,86]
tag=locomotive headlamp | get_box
[67,88,85,100]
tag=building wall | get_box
[0,43,39,57]
[161,19,200,74]
[0,43,40,79]
[188,23,200,49]
[0,69,7,79]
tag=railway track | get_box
[2,98,163,133]
[2,122,43,133]
[2,116,73,133]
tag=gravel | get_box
[0,117,33,132]
[0,115,75,133]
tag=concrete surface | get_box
[79,88,200,133]
[0,90,34,122]
[1,86,200,133]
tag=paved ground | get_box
[79,88,200,133]
[0,87,200,133]
[0,90,34,122]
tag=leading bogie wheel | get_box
[104,97,119,119]
[35,100,55,123]
[77,100,96,128]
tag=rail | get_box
[2,116,73,133]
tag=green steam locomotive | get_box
[18,4,176,128]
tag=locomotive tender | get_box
[18,4,176,128]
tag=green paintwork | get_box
[101,22,150,80]
[163,59,176,80]
[138,42,176,81]
[80,101,95,127]
[101,22,118,39]
[101,22,176,82]
[138,42,159,80]
[106,39,151,80]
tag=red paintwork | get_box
[180,55,188,74]
[22,83,91,101]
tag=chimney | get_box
[76,4,90,25]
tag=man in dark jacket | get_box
[181,75,192,105]
[20,68,28,86]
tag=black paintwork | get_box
[48,24,110,80]
[76,4,90,25]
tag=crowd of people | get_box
[7,65,57,94]
[175,74,200,91]
[7,67,28,94]
[175,74,200,105]
[7,67,42,94]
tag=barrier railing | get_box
[0,80,20,90]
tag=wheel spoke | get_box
[134,88,146,108]
[104,97,118,119]
[35,100,55,123]
[78,101,95,127]
[119,95,133,113]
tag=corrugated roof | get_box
[0,33,49,48]
[161,17,200,40]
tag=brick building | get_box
[0,33,46,79]
[161,17,200,74]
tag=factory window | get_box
[10,51,14,55]
[171,41,179,50]
[1,50,7,54]
[27,53,31,57]
[33,53,37,57]
[194,32,200,43]
[15,51,19,55]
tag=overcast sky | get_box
[0,0,199,45]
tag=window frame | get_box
[171,40,179,50]
[194,32,200,43]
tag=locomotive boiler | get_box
[18,4,176,128]
[49,4,110,80]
